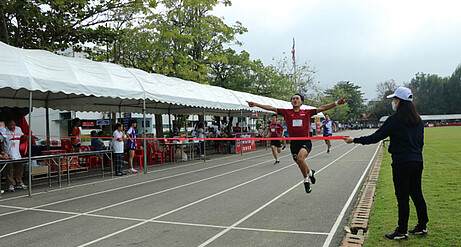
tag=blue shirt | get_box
[282,124,289,137]
[127,127,136,149]
[322,120,334,135]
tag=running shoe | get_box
[8,185,15,192]
[309,169,316,184]
[304,181,312,193]
[274,160,280,165]
[15,183,28,190]
[282,146,286,150]
[409,225,428,235]
[1,189,4,194]
[327,149,330,154]
[385,227,408,240]
[129,168,138,173]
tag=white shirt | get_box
[4,126,24,159]
[112,130,124,154]
[197,128,205,138]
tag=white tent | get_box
[0,41,318,116]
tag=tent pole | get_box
[143,99,147,174]
[203,108,206,162]
[28,91,33,196]
[45,100,50,150]
[168,107,171,137]
[240,110,243,155]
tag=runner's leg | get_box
[271,145,278,161]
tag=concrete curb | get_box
[341,145,383,247]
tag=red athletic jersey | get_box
[268,122,284,137]
[277,108,317,137]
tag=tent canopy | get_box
[0,41,320,117]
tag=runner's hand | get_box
[246,101,255,107]
[337,95,347,105]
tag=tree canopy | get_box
[0,0,156,51]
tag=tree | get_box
[445,65,461,114]
[318,87,349,122]
[138,0,246,82]
[273,54,319,101]
[371,79,398,119]
[324,81,365,120]
[0,0,156,51]
[408,73,446,114]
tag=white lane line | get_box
[322,143,381,247]
[83,153,293,215]
[197,145,359,247]
[0,149,266,202]
[0,152,271,215]
[232,226,329,235]
[77,154,299,247]
[0,151,291,240]
[0,204,329,236]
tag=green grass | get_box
[365,126,461,247]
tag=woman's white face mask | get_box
[391,99,399,111]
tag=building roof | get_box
[379,114,461,122]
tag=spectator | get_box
[4,119,27,192]
[91,130,104,151]
[0,122,9,194]
[112,123,126,176]
[126,120,138,173]
[196,123,205,156]
[97,131,106,149]
[71,118,81,152]
[232,123,241,134]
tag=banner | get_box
[235,133,256,153]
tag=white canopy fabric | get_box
[0,41,321,117]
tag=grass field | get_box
[364,126,461,247]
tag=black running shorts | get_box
[270,140,282,148]
[290,140,312,161]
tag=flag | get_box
[291,38,295,62]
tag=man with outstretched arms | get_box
[247,93,346,193]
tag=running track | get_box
[0,129,380,247]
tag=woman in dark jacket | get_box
[344,87,428,240]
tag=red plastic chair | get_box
[162,140,174,162]
[80,145,100,169]
[61,139,74,153]
[134,141,144,169]
[149,142,164,165]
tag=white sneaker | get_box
[15,183,28,190]
[1,190,4,194]
[8,185,15,192]
[129,168,138,173]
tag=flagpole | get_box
[292,37,297,85]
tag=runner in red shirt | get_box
[247,93,346,193]
[268,114,285,165]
